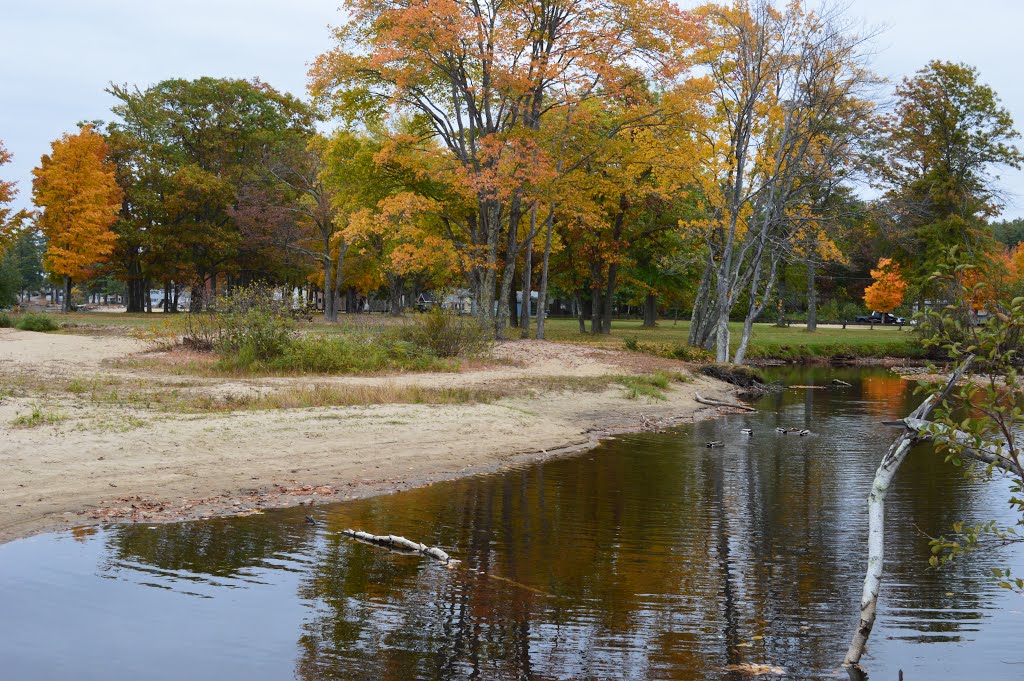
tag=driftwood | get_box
[831,379,853,387]
[342,529,455,564]
[843,356,973,676]
[694,392,757,412]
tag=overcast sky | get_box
[2,0,1022,218]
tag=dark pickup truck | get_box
[855,311,905,325]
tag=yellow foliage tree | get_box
[0,140,27,253]
[863,258,907,314]
[32,125,122,311]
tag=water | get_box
[1,367,1021,680]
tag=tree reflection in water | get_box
[80,367,1020,680]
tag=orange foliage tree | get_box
[32,125,123,311]
[863,257,907,314]
[309,0,697,335]
[0,140,27,252]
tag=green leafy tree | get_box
[106,78,316,311]
[871,61,1023,290]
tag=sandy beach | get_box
[0,329,737,544]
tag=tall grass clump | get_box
[398,307,492,358]
[14,313,59,332]
[0,312,11,328]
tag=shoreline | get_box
[0,394,733,546]
[0,332,738,546]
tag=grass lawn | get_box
[28,310,923,361]
[540,317,924,361]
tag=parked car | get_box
[855,311,905,325]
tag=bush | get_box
[0,312,11,328]
[216,332,454,374]
[215,285,295,360]
[399,307,492,358]
[15,313,59,332]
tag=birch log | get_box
[843,357,973,673]
[342,529,454,564]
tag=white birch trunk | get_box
[844,357,973,672]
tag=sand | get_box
[0,329,737,544]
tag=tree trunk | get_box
[577,292,588,334]
[323,237,337,321]
[62,276,71,312]
[601,263,618,334]
[733,249,780,365]
[508,259,519,329]
[520,204,536,337]
[844,357,973,673]
[535,207,555,340]
[495,198,524,339]
[689,261,716,348]
[806,263,817,332]
[643,293,657,327]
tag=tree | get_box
[0,140,27,253]
[107,78,316,311]
[678,0,876,362]
[870,61,1023,290]
[862,257,906,315]
[32,125,122,311]
[845,251,1024,676]
[309,0,697,336]
[992,217,1024,248]
[0,230,45,304]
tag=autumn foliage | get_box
[863,258,907,313]
[32,125,122,306]
[0,141,25,252]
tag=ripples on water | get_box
[0,367,1021,680]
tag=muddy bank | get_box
[0,332,736,544]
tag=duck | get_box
[705,440,724,448]
[740,428,753,435]
[798,429,811,436]
[776,427,788,434]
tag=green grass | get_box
[11,402,66,428]
[542,318,924,361]
[39,310,922,362]
[617,370,690,400]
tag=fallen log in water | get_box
[342,529,455,564]
[831,378,853,387]
[694,392,757,412]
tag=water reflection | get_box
[0,368,1020,680]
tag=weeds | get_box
[182,383,501,412]
[11,402,66,428]
[618,371,688,400]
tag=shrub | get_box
[623,336,640,352]
[15,313,59,332]
[0,312,11,328]
[215,285,296,360]
[215,332,455,375]
[399,307,492,358]
[181,311,223,351]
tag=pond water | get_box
[1,367,1021,680]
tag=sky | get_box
[1,0,1022,219]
